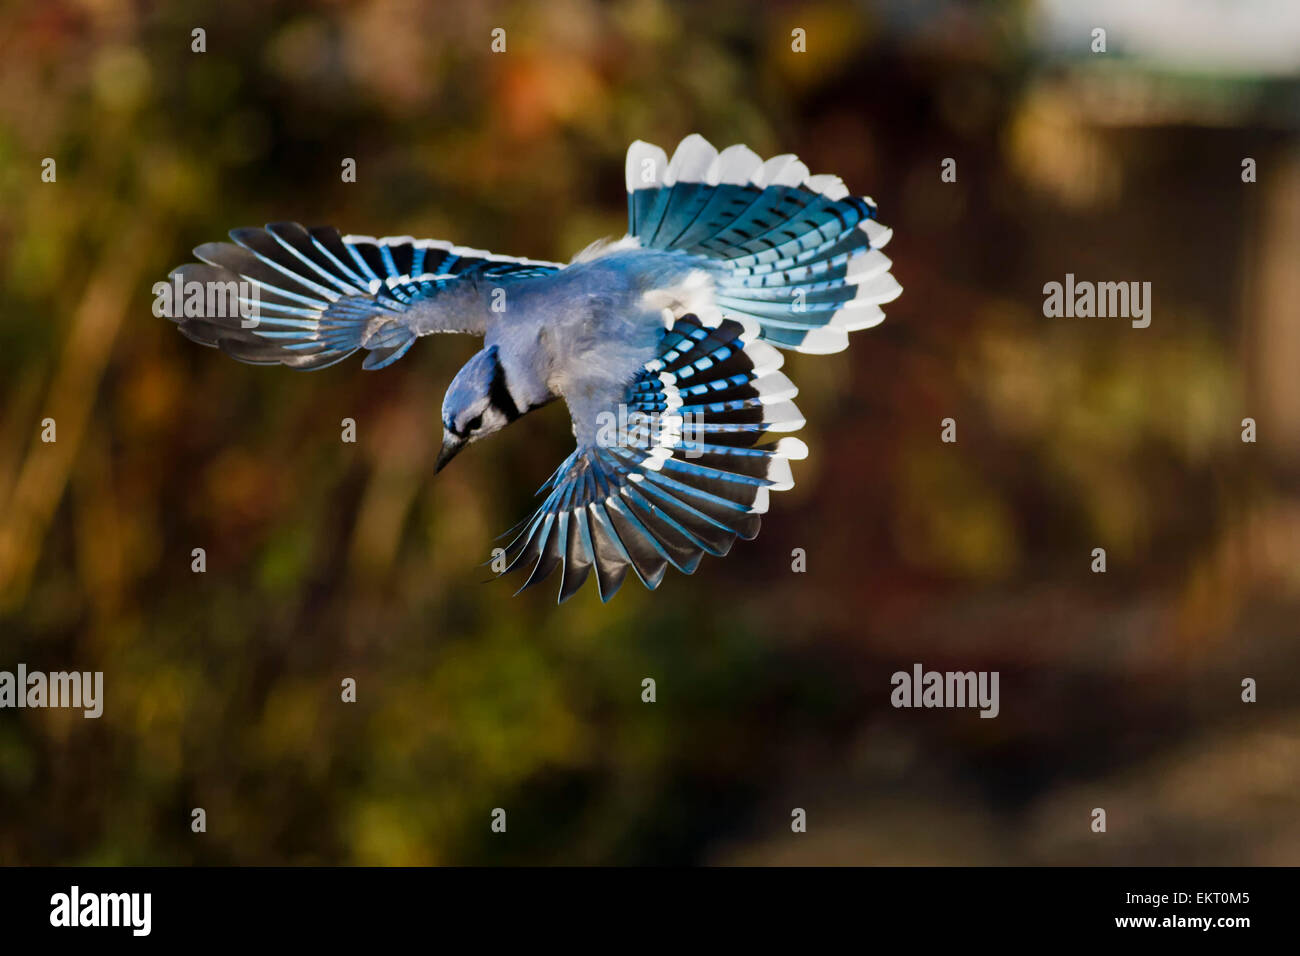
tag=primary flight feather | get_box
[166,135,902,602]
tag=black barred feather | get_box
[626,134,901,355]
[496,314,807,603]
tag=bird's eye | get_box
[465,414,483,433]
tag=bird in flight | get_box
[166,135,901,602]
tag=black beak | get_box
[435,430,465,474]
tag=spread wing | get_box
[166,223,561,370]
[495,312,807,603]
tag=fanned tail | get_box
[626,135,901,354]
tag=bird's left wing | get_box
[496,311,807,603]
[166,223,561,370]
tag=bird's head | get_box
[436,345,520,473]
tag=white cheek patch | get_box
[468,406,508,441]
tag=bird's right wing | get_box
[165,223,561,370]
[496,311,807,603]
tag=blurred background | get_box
[1,0,1298,865]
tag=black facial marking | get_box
[486,346,520,422]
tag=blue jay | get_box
[167,135,901,601]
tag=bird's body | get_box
[166,135,902,601]
[482,246,707,438]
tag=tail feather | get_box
[626,135,901,354]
